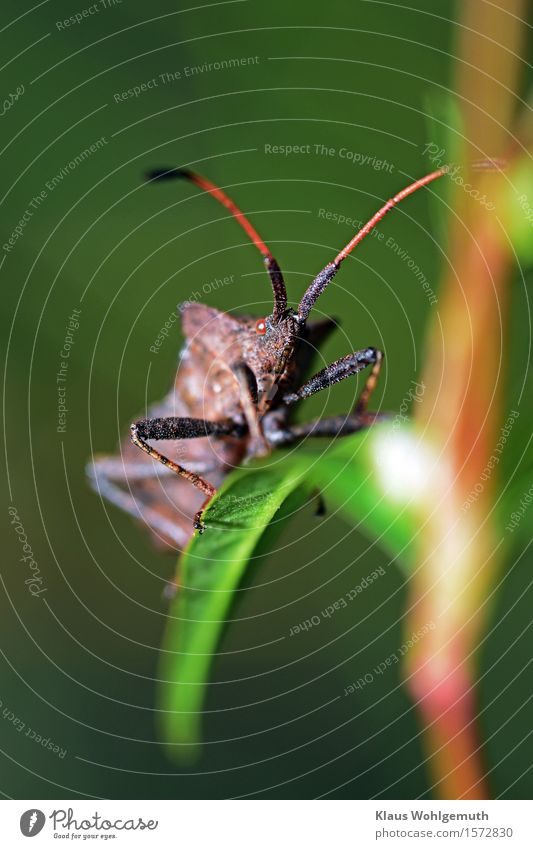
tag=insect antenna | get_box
[298,168,448,322]
[145,167,287,321]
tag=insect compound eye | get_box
[255,319,267,336]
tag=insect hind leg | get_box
[86,455,190,548]
[354,348,384,414]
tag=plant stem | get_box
[405,0,526,799]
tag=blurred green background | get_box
[1,0,532,799]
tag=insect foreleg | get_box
[130,416,243,531]
[231,362,270,456]
[282,347,383,406]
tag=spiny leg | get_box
[271,347,385,451]
[86,456,190,548]
[268,411,386,447]
[282,347,382,406]
[130,416,244,532]
[88,457,201,598]
[90,455,219,479]
[354,348,383,415]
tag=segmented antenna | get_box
[145,167,288,321]
[298,168,447,321]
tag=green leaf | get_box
[157,422,422,759]
[304,425,420,573]
[157,459,312,760]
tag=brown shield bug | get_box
[87,166,445,556]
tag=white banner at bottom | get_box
[0,799,531,848]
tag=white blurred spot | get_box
[374,429,444,504]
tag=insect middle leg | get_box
[130,416,244,531]
[269,410,385,446]
[269,347,385,447]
